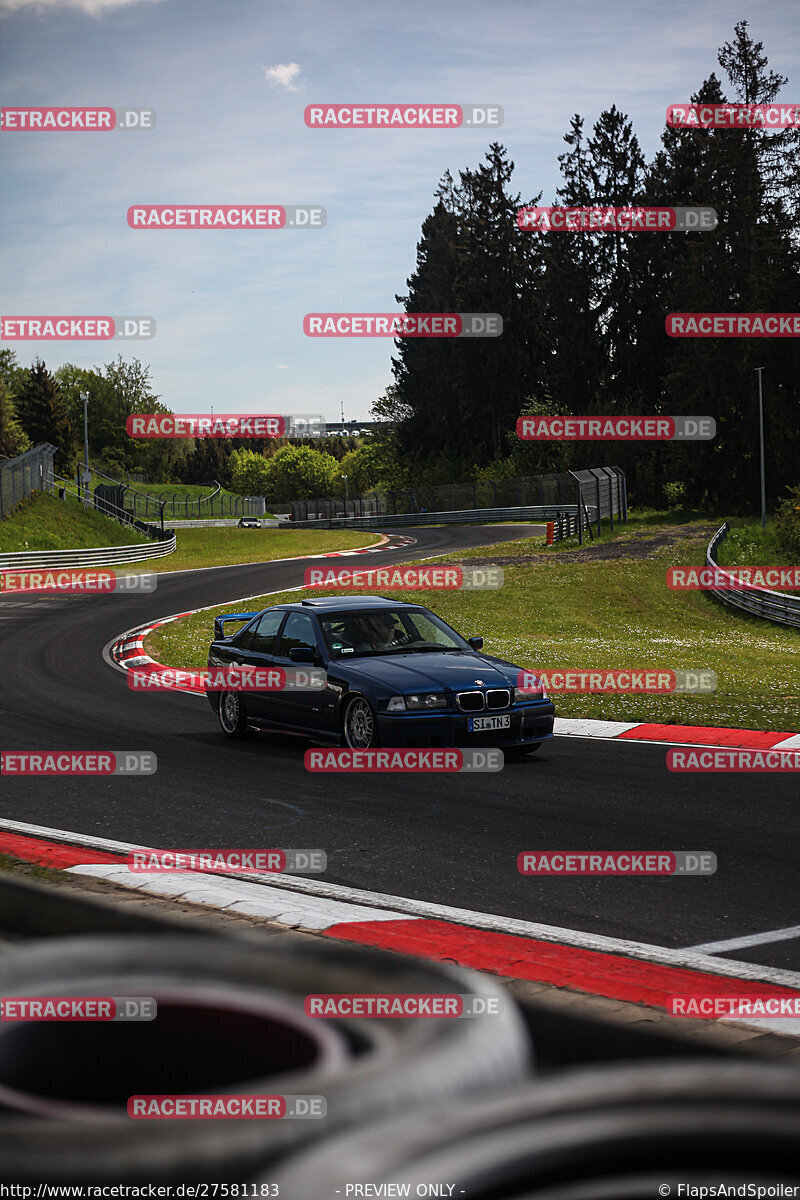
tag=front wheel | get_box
[217,690,251,739]
[343,696,379,749]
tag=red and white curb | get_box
[1,817,799,1039]
[553,717,800,752]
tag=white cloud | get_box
[0,0,166,14]
[263,62,302,92]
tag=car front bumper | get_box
[374,701,555,748]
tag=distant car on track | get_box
[206,596,555,755]
[237,516,261,528]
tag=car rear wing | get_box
[213,612,260,641]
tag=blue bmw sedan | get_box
[206,596,555,756]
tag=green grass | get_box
[126,527,383,573]
[0,491,149,552]
[0,853,57,882]
[715,519,786,567]
[145,511,799,732]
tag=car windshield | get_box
[320,609,471,657]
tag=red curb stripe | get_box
[0,832,124,871]
[618,724,796,748]
[325,918,800,1010]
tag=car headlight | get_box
[515,684,547,702]
[387,694,448,712]
[407,693,447,710]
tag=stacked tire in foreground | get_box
[0,934,529,1182]
[271,1060,800,1197]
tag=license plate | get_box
[468,714,511,732]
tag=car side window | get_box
[277,612,318,659]
[249,611,285,655]
[234,618,259,651]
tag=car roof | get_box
[283,596,425,614]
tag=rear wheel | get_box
[217,690,251,739]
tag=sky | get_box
[1,0,797,421]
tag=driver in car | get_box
[353,613,404,652]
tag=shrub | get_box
[774,483,800,559]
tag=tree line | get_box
[380,21,800,512]
[0,350,378,502]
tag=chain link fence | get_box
[288,466,626,537]
[0,444,58,518]
[87,471,264,522]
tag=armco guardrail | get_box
[706,523,800,629]
[0,534,176,572]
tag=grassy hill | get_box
[0,491,150,553]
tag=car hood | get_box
[332,650,516,693]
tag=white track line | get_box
[3,816,800,992]
[684,925,800,955]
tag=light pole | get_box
[341,473,348,516]
[755,367,766,529]
[80,390,90,505]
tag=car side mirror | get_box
[289,646,315,663]
[468,637,483,651]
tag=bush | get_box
[663,481,687,509]
[774,483,800,559]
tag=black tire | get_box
[342,694,380,749]
[270,1059,800,1198]
[217,689,251,738]
[0,934,530,1183]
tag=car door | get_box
[233,610,286,721]
[271,611,325,731]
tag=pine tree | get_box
[15,360,79,475]
[0,378,31,458]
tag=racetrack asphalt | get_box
[1,524,798,972]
